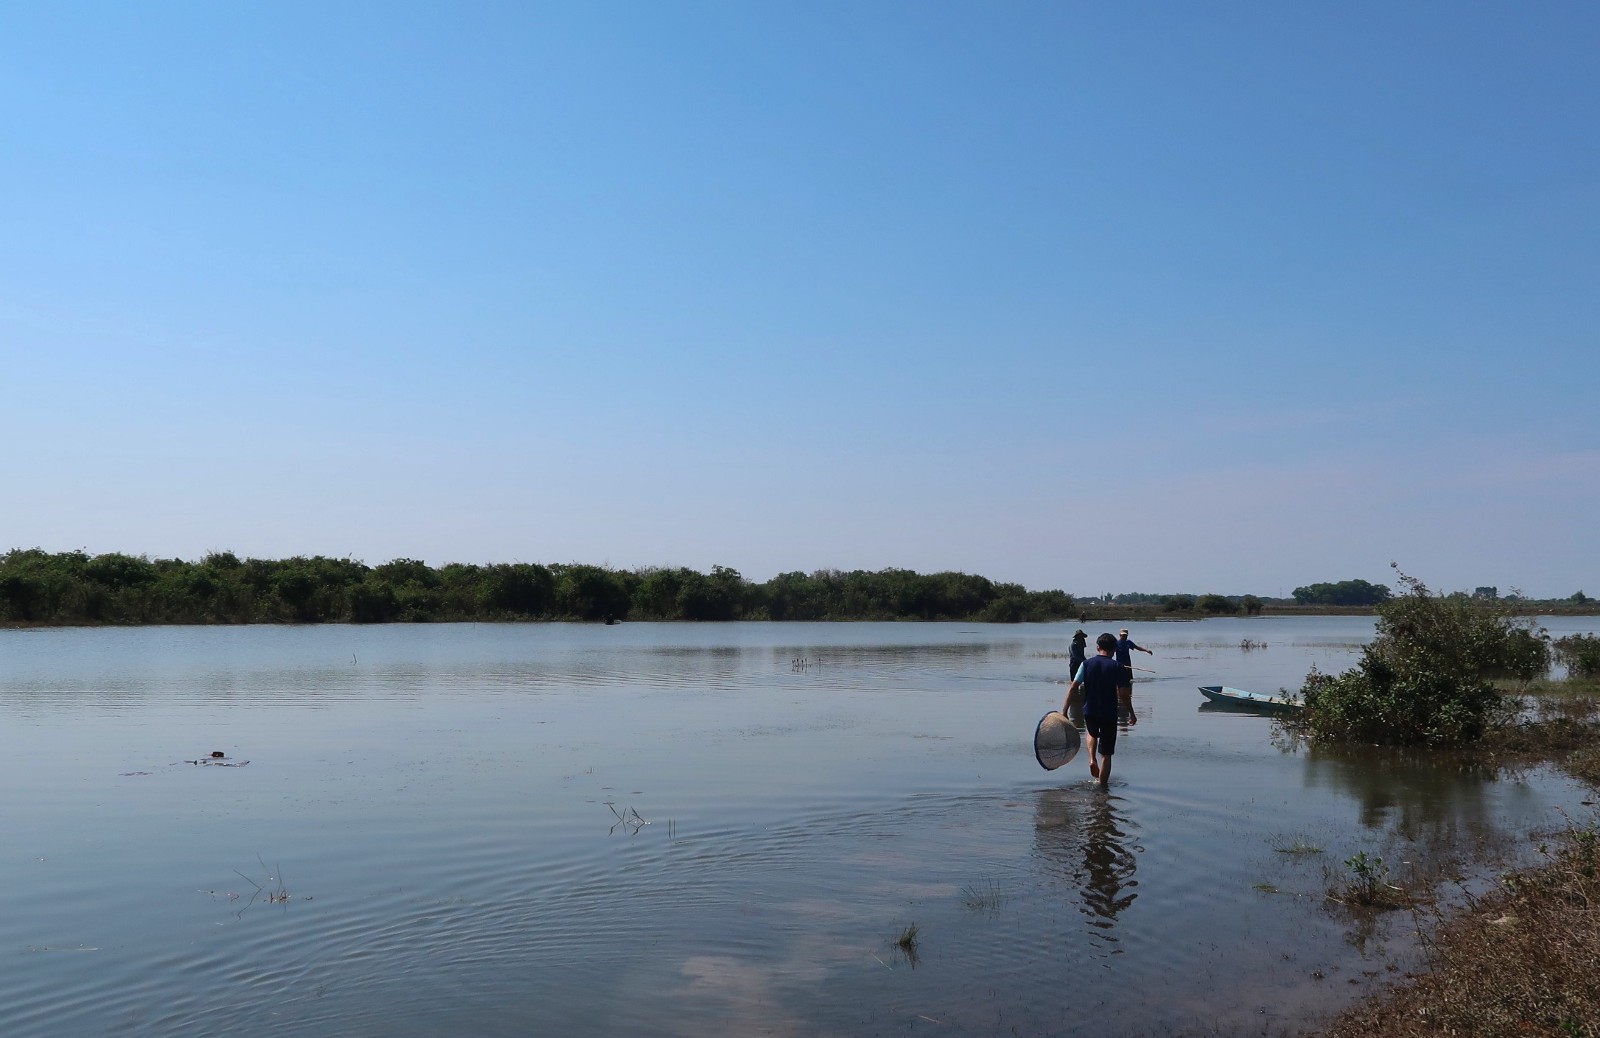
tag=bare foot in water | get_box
[1089,759,1100,778]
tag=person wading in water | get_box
[1064,633,1136,788]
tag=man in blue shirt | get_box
[1116,627,1153,720]
[1063,633,1136,788]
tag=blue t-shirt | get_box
[1073,655,1123,719]
[1115,637,1143,668]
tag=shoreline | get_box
[1313,680,1600,1038]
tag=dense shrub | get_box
[1554,634,1600,679]
[1298,568,1546,747]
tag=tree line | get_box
[1291,579,1592,609]
[0,549,1078,626]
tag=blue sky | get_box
[2,2,1595,598]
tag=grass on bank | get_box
[1320,821,1600,1038]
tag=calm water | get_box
[3,616,1597,1037]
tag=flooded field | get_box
[3,616,1597,1037]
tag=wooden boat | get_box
[1197,685,1302,714]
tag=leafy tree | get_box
[1197,593,1239,614]
[482,563,554,618]
[1298,568,1546,747]
[633,567,689,619]
[272,568,321,622]
[375,558,437,589]
[1291,579,1391,606]
[84,553,157,590]
[552,564,632,620]
[0,570,44,621]
[349,579,400,623]
[761,571,819,621]
[678,565,744,621]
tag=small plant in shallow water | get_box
[893,923,920,966]
[1270,834,1324,857]
[1337,851,1404,908]
[959,879,1006,912]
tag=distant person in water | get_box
[1068,629,1088,682]
[1063,633,1133,788]
[1115,627,1153,721]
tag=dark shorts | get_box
[1084,715,1118,755]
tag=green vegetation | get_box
[1268,834,1323,857]
[1337,851,1386,904]
[893,923,920,965]
[1554,634,1600,679]
[1295,567,1549,747]
[1292,579,1391,606]
[5,548,1594,628]
[1070,584,1589,618]
[0,549,1078,626]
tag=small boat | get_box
[1197,685,1302,714]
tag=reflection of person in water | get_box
[1081,794,1139,926]
[1031,789,1140,945]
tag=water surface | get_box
[3,616,1595,1036]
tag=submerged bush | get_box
[1298,567,1545,747]
[1554,634,1600,679]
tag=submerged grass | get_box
[1269,833,1325,857]
[893,923,921,967]
[959,879,1007,912]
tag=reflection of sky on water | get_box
[0,616,1596,1038]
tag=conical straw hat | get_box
[1034,710,1081,770]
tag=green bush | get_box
[1553,634,1600,679]
[1298,568,1544,747]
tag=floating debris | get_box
[185,754,250,767]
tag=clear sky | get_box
[2,2,1595,598]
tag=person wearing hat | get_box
[1068,629,1088,682]
[1115,627,1153,722]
